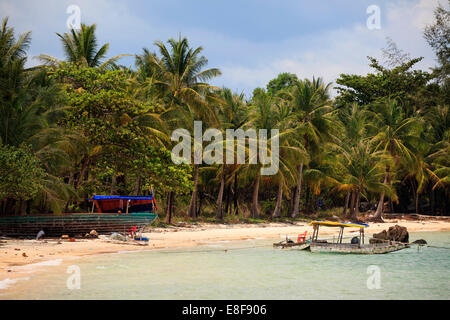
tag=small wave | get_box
[0,277,30,290]
[9,259,63,273]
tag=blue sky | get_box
[0,0,445,96]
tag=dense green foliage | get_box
[0,145,45,202]
[0,3,448,220]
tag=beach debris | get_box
[412,239,427,245]
[134,236,149,241]
[110,232,127,241]
[61,235,69,239]
[84,230,99,239]
[22,252,28,257]
[14,248,20,251]
[370,225,409,244]
[36,230,45,240]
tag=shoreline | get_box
[1,218,450,291]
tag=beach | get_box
[2,217,450,285]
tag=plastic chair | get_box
[298,231,307,243]
[128,226,137,238]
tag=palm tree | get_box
[368,98,423,220]
[269,100,305,218]
[284,77,334,217]
[246,90,304,218]
[334,141,394,221]
[214,88,248,219]
[147,35,221,218]
[39,23,128,70]
[0,18,77,214]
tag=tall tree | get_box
[39,24,127,70]
[147,35,221,218]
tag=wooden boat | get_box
[273,239,311,250]
[307,221,409,254]
[0,195,158,237]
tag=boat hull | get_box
[309,242,409,254]
[0,213,157,237]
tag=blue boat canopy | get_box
[90,195,153,201]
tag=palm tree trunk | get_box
[373,174,388,221]
[133,175,141,196]
[233,172,238,215]
[216,168,225,219]
[165,192,172,223]
[110,175,117,194]
[342,191,350,217]
[197,192,203,217]
[415,192,420,214]
[188,164,199,218]
[19,199,26,216]
[291,163,304,218]
[272,182,283,218]
[251,171,261,218]
[225,185,231,216]
[351,190,361,221]
[349,190,356,218]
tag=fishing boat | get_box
[307,220,409,254]
[0,195,158,237]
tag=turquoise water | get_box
[1,232,449,299]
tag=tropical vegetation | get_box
[0,2,448,221]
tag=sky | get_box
[0,0,446,97]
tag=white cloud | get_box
[1,0,445,95]
[214,0,443,95]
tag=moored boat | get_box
[0,195,158,237]
[308,220,409,254]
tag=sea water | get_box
[1,231,449,299]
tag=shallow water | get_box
[1,231,449,299]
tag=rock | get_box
[371,225,409,243]
[85,230,99,239]
[387,225,409,242]
[373,230,388,240]
[90,230,98,237]
[412,239,427,245]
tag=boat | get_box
[273,231,311,250]
[307,220,409,254]
[0,195,158,237]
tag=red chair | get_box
[298,231,307,243]
[128,226,137,238]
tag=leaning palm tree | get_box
[147,35,221,218]
[39,24,128,70]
